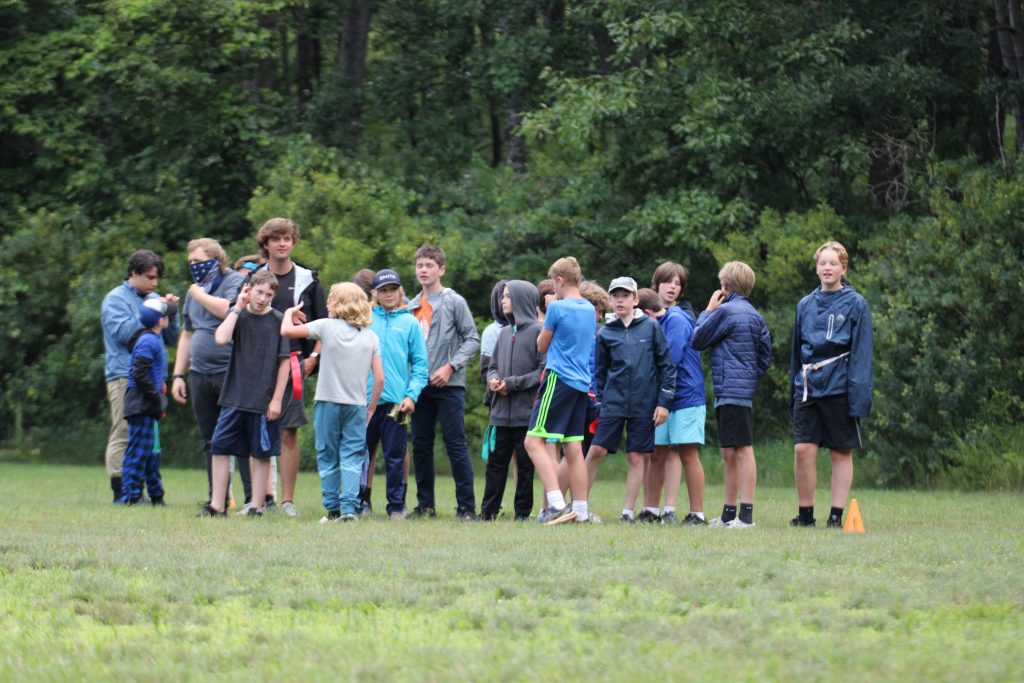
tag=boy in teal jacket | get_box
[365,269,429,519]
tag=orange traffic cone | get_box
[843,498,865,533]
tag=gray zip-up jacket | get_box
[487,280,545,426]
[409,287,480,389]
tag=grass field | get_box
[1,462,1022,682]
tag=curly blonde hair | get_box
[327,282,373,328]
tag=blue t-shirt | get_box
[544,297,596,393]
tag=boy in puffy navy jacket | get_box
[121,299,177,505]
[790,241,873,529]
[584,277,675,523]
[691,261,772,528]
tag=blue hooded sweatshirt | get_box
[657,305,705,410]
[367,305,429,406]
[790,284,873,417]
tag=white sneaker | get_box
[725,518,755,529]
[389,511,406,521]
[233,502,254,516]
[707,517,728,528]
[281,501,298,517]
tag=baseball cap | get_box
[372,269,402,289]
[139,299,177,328]
[608,276,638,294]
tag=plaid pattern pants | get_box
[122,416,165,503]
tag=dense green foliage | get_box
[2,1,1023,487]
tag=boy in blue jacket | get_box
[584,277,676,523]
[790,242,873,528]
[691,261,772,529]
[365,269,429,520]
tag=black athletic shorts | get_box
[792,394,862,450]
[715,404,753,448]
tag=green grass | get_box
[1,463,1021,682]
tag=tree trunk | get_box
[505,91,527,173]
[295,6,321,105]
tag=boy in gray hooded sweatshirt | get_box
[481,280,544,520]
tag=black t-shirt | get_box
[218,309,290,413]
[270,267,304,353]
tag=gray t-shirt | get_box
[183,270,245,374]
[306,318,380,406]
[218,309,290,413]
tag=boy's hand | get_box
[162,293,180,305]
[488,377,503,392]
[267,398,282,421]
[429,364,454,387]
[398,398,415,413]
[705,289,727,313]
[236,284,251,310]
[288,300,306,324]
[652,406,668,426]
[171,377,187,404]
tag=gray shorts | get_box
[278,373,310,429]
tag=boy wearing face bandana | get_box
[171,238,246,507]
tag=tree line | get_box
[1,0,1022,488]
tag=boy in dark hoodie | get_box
[482,281,543,520]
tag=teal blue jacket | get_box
[367,306,429,406]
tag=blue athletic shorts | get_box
[527,371,589,443]
[592,414,655,454]
[655,404,706,446]
[211,406,281,459]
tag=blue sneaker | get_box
[536,505,576,526]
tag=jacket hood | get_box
[606,308,646,328]
[490,280,510,325]
[374,305,413,319]
[812,283,858,303]
[505,280,539,327]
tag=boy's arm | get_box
[102,293,143,346]
[368,353,385,420]
[502,336,546,392]
[403,326,429,409]
[593,334,609,407]
[847,299,874,417]
[161,304,180,347]
[187,283,232,319]
[690,309,727,350]
[536,326,553,354]
[446,297,481,376]
[132,340,159,398]
[214,310,240,345]
[788,307,803,410]
[756,319,773,377]
[171,330,193,404]
[653,324,677,410]
[267,356,289,421]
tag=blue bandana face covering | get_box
[189,258,222,293]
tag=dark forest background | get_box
[2,1,1023,487]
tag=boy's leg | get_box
[338,406,368,516]
[562,440,588,515]
[250,457,270,512]
[121,415,152,503]
[313,401,343,514]
[525,436,560,497]
[210,455,231,513]
[721,447,740,506]
[378,407,409,515]
[144,420,164,501]
[624,452,648,513]
[410,387,439,512]
[104,378,130,486]
[280,427,300,504]
[237,454,253,505]
[680,444,704,513]
[830,449,854,508]
[736,445,756,504]
[584,443,609,490]
[436,386,476,514]
[794,443,819,506]
[646,446,670,510]
[188,371,223,501]
[481,426,515,519]
[511,428,534,519]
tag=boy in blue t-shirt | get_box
[524,257,596,525]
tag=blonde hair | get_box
[548,256,582,287]
[579,281,610,316]
[187,238,229,272]
[814,241,849,270]
[327,282,373,328]
[718,261,756,298]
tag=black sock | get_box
[739,503,754,524]
[265,494,275,504]
[828,506,844,525]
[721,505,737,523]
[799,506,815,524]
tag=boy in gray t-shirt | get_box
[282,282,384,522]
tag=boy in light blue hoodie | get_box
[365,269,429,519]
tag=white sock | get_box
[546,490,567,510]
[690,510,705,521]
[571,500,589,521]
[643,506,659,515]
[664,506,676,514]
[621,508,634,519]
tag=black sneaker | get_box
[826,516,843,529]
[681,513,708,526]
[455,507,479,521]
[636,510,661,524]
[360,501,373,517]
[408,506,437,518]
[264,497,277,510]
[246,507,264,518]
[195,503,226,518]
[790,516,816,527]
[150,497,165,507]
[660,510,679,525]
[124,497,141,506]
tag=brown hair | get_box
[637,287,663,313]
[234,254,265,272]
[537,279,555,314]
[548,256,582,287]
[350,269,376,300]
[187,238,229,273]
[718,261,756,298]
[250,269,279,291]
[327,282,373,328]
[651,261,688,294]
[414,244,446,267]
[126,249,165,278]
[256,218,300,259]
[579,281,610,316]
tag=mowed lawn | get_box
[0,463,1021,682]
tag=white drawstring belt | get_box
[801,352,850,402]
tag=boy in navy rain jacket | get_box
[584,277,675,523]
[790,241,873,529]
[691,261,772,528]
